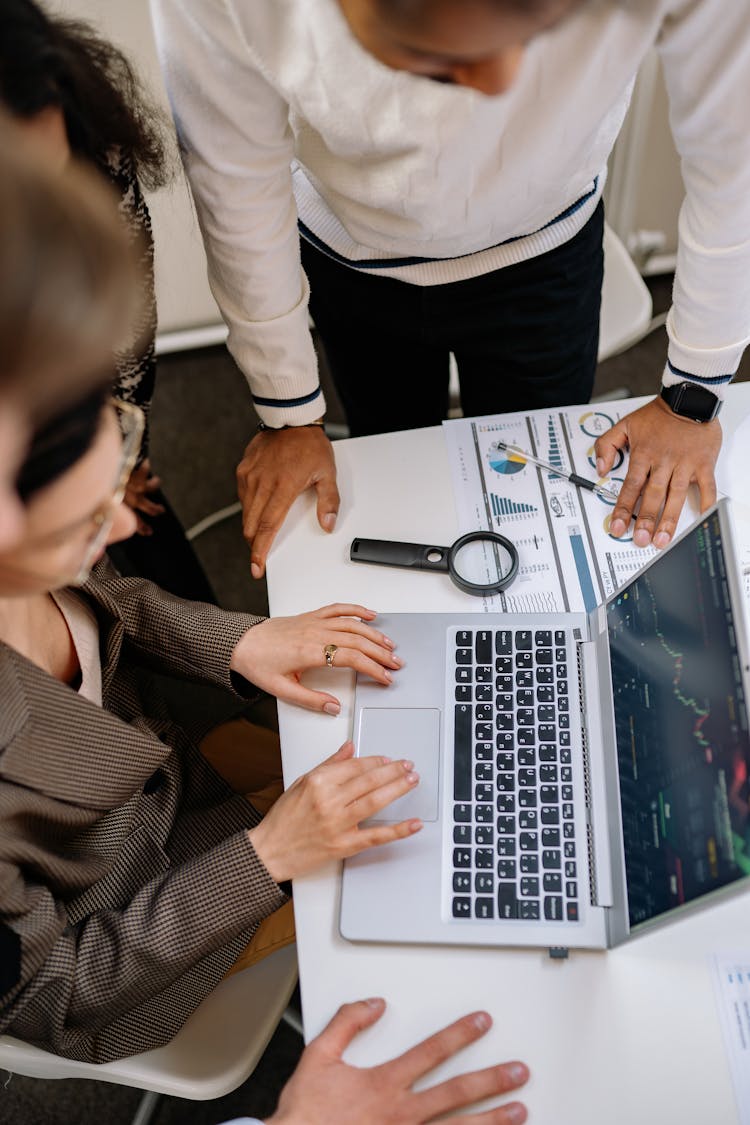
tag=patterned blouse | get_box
[105,148,157,456]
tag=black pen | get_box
[493,440,620,502]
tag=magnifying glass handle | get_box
[350,538,450,572]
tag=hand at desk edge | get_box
[237,425,340,580]
[265,999,529,1125]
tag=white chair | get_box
[0,942,299,1125]
[598,222,653,363]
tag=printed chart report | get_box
[443,396,703,614]
[711,952,750,1124]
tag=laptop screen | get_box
[607,508,750,927]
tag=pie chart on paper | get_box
[488,444,526,476]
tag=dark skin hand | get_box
[236,425,340,578]
[236,394,720,575]
[123,458,166,536]
[594,395,722,548]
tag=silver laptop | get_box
[340,499,750,951]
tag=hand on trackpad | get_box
[358,708,440,823]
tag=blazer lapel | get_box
[0,646,169,810]
[100,612,124,700]
[0,647,29,748]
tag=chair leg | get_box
[130,1089,162,1125]
[281,1005,304,1038]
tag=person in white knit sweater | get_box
[153,0,749,578]
[0,128,528,1125]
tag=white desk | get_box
[266,384,750,1125]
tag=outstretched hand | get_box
[247,740,422,882]
[230,604,402,715]
[266,999,530,1125]
[237,426,340,579]
[594,396,721,548]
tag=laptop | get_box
[340,499,750,951]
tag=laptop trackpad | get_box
[358,707,440,823]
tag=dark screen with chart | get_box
[607,510,750,926]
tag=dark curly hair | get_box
[0,0,169,190]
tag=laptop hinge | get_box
[577,638,614,908]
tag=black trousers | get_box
[302,200,605,437]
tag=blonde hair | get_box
[0,115,141,423]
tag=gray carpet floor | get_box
[3,273,748,1124]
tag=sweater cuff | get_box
[663,308,741,401]
[661,359,734,400]
[251,383,327,428]
[233,272,328,428]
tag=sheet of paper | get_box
[443,396,704,613]
[730,503,750,623]
[711,951,750,1124]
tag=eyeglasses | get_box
[73,398,144,583]
[1,400,143,589]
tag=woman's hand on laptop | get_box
[265,999,529,1125]
[247,740,422,881]
[230,603,402,715]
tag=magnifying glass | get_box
[350,531,519,597]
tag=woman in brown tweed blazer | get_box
[0,135,531,1125]
[0,391,422,1064]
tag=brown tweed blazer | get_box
[0,566,287,1063]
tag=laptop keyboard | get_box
[451,628,580,925]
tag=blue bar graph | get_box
[492,494,537,517]
[547,418,564,478]
[569,529,597,611]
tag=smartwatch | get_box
[660,382,722,423]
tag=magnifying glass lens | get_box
[451,534,517,592]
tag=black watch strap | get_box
[660,382,722,423]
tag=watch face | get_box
[670,382,720,421]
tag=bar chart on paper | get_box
[546,417,565,479]
[569,526,598,612]
[490,494,537,519]
[442,396,702,614]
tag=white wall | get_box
[604,52,684,273]
[50,0,222,338]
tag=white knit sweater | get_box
[152,0,750,426]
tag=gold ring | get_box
[323,643,338,668]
